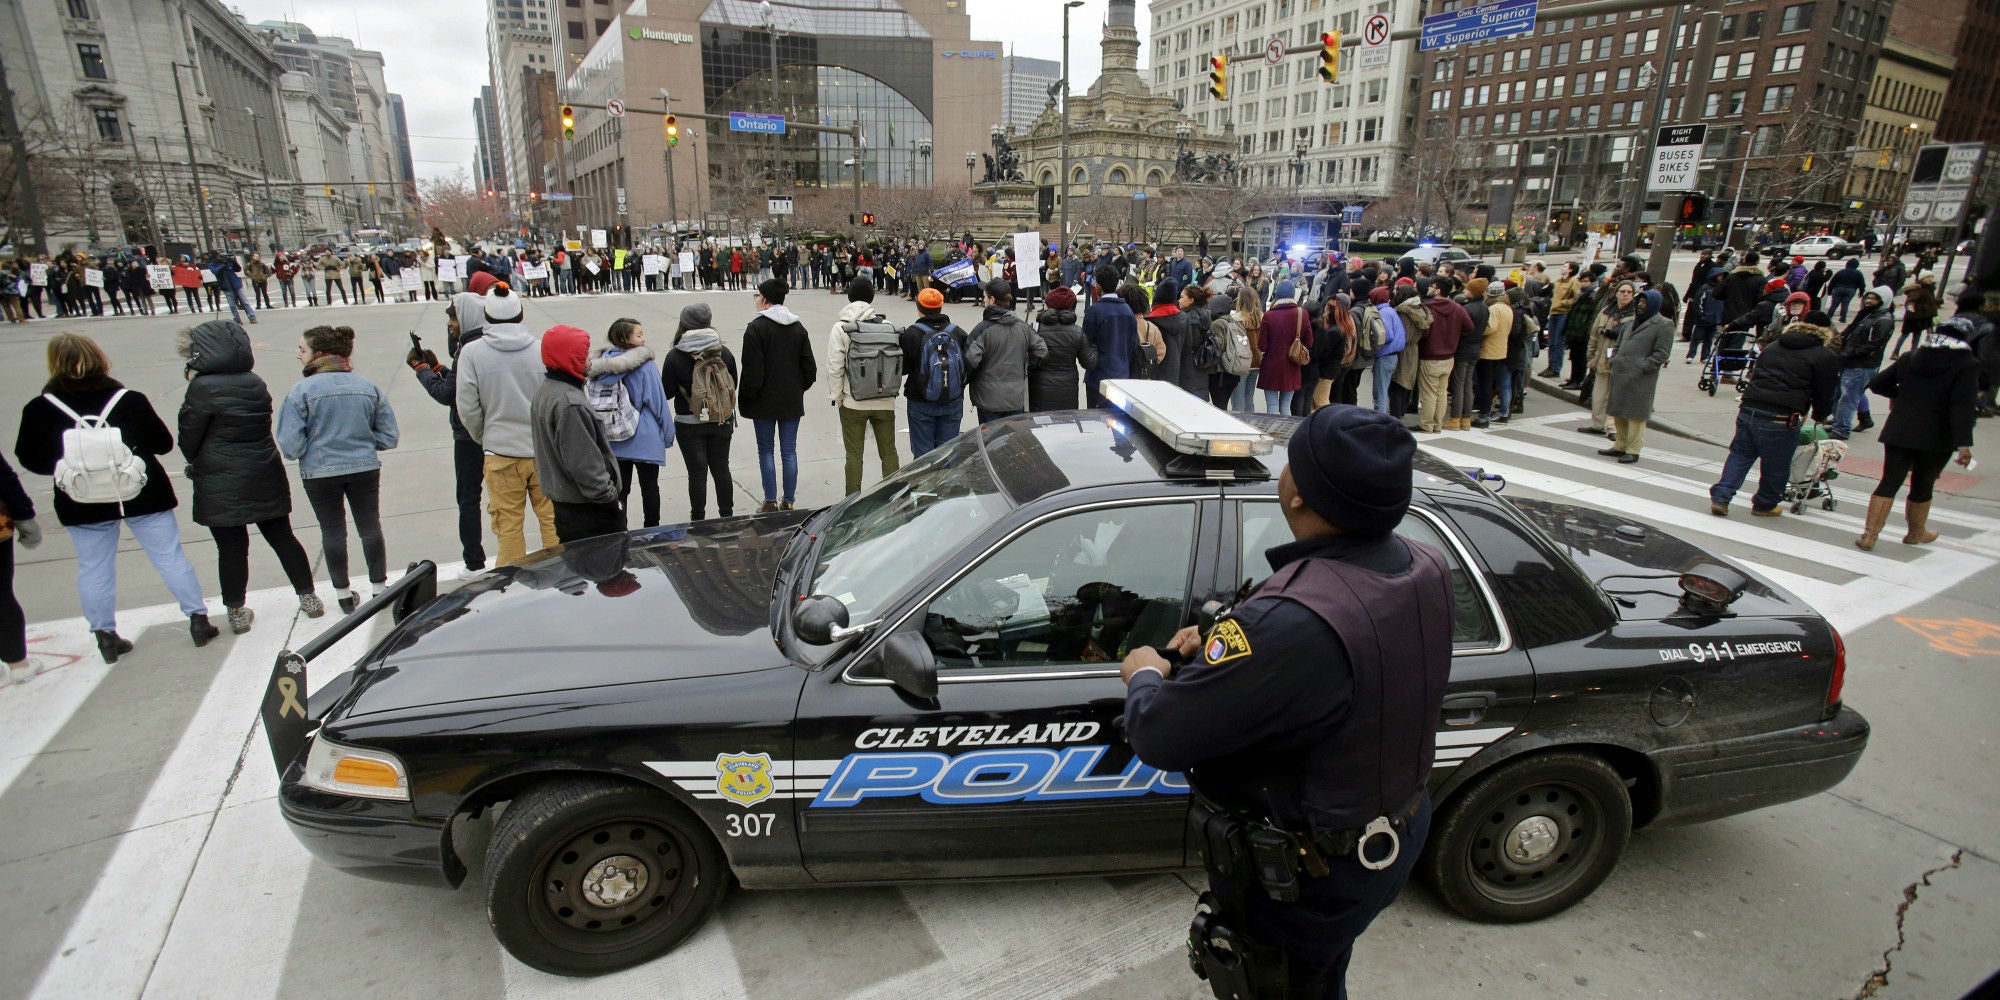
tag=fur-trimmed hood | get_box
[586,344,656,378]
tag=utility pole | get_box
[152,136,183,247]
[1059,0,1083,252]
[246,107,281,253]
[171,62,214,254]
[1645,3,1723,279]
[0,53,48,255]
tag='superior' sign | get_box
[1647,123,1708,192]
[729,112,787,135]
[1420,0,1537,50]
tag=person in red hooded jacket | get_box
[531,324,623,543]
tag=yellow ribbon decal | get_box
[277,676,305,719]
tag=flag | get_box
[934,257,978,288]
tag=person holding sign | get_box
[0,261,21,323]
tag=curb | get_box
[1524,376,1732,449]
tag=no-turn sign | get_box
[1265,37,1285,64]
[1359,13,1391,69]
[606,98,626,118]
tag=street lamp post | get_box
[1291,140,1309,213]
[1059,0,1084,252]
[170,62,213,253]
[965,151,977,189]
[1543,143,1562,250]
[909,136,932,188]
[1724,130,1755,251]
[244,107,281,253]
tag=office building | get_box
[1001,54,1061,134]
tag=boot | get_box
[1854,411,1874,431]
[227,606,255,634]
[1856,495,1893,550]
[95,630,133,664]
[1901,501,1939,545]
[190,613,221,647]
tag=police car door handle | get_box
[1441,692,1496,726]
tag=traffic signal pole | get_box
[1645,4,1723,279]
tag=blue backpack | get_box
[919,321,964,403]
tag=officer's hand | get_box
[1120,646,1173,684]
[406,346,429,371]
[1167,625,1202,660]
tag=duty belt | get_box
[1189,786,1424,903]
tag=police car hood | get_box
[1511,498,1814,621]
[339,514,811,718]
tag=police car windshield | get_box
[807,434,1009,622]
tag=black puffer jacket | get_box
[15,377,179,527]
[1740,328,1839,422]
[1871,343,1980,452]
[1838,304,1895,370]
[1028,309,1098,412]
[178,320,292,527]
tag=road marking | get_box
[1894,616,2000,657]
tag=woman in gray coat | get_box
[178,320,323,630]
[1600,288,1677,464]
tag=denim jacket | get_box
[276,370,399,479]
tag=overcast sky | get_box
[226,0,1150,185]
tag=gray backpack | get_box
[842,315,904,401]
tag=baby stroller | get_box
[1697,327,1758,396]
[1783,426,1846,514]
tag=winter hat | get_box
[1154,279,1181,307]
[467,270,499,295]
[1784,291,1812,312]
[1335,292,1353,309]
[1395,276,1416,288]
[1485,283,1507,300]
[1918,271,1936,284]
[1804,310,1832,327]
[1274,279,1298,301]
[1867,285,1894,305]
[1501,279,1518,289]
[1043,286,1076,311]
[678,302,713,330]
[917,287,945,310]
[846,277,874,302]
[1935,316,1975,341]
[1465,277,1490,299]
[1369,286,1392,305]
[483,281,523,322]
[1286,405,1416,536]
[541,324,590,379]
[1764,278,1788,293]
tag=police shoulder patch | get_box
[1203,618,1254,665]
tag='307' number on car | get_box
[725,812,775,837]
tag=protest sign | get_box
[148,265,174,290]
[84,268,105,288]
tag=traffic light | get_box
[861,212,876,226]
[1318,32,1341,83]
[665,114,679,146]
[367,182,376,196]
[1678,192,1712,224]
[1800,153,1814,173]
[1208,54,1227,101]
[325,184,335,197]
[561,104,575,140]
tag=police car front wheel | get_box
[1422,752,1633,922]
[484,777,728,975]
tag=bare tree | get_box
[416,169,509,248]
[1,102,121,246]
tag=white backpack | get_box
[585,374,641,442]
[44,390,147,504]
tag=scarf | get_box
[302,355,352,379]
[1146,304,1180,319]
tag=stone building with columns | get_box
[1006,0,1235,244]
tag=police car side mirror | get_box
[873,632,939,699]
[795,594,850,645]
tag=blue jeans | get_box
[224,286,255,323]
[1829,289,1855,322]
[1686,324,1717,361]
[65,510,210,632]
[1372,353,1398,412]
[907,398,963,457]
[1831,366,1876,438]
[1545,314,1569,371]
[1230,370,1260,411]
[1262,388,1295,414]
[1710,409,1801,512]
[754,417,800,503]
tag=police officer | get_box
[1120,404,1453,1000]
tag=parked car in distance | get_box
[1398,244,1477,267]
[1788,235,1854,259]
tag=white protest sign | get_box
[29,263,47,286]
[455,255,472,278]
[678,252,696,273]
[148,265,173,290]
[436,258,458,283]
[642,254,663,275]
[84,268,105,288]
[200,268,217,284]
[522,262,547,280]
[1012,233,1042,288]
[584,260,601,275]
[1582,232,1604,267]
[400,271,421,292]
[591,229,607,249]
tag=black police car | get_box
[262,381,1868,975]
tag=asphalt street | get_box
[1,264,1996,999]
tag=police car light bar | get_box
[1099,379,1274,458]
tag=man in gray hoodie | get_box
[456,281,558,563]
[965,278,1048,422]
[405,282,491,571]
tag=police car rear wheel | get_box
[1424,752,1632,922]
[485,778,727,975]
